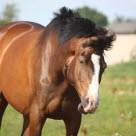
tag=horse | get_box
[0,7,115,136]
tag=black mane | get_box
[50,7,115,50]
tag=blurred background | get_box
[0,0,136,136]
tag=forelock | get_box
[49,7,116,50]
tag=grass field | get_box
[0,61,136,136]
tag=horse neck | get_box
[40,29,69,87]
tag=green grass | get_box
[104,61,136,78]
[1,61,136,136]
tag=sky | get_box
[0,0,136,26]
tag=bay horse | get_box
[0,7,115,136]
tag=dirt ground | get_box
[105,34,136,65]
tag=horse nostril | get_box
[79,104,83,109]
[78,103,87,114]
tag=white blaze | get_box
[88,54,100,103]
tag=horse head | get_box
[50,7,115,114]
[63,36,115,114]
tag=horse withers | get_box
[0,7,115,136]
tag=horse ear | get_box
[66,56,74,66]
[63,56,74,78]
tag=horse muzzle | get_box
[78,96,99,114]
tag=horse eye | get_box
[79,60,84,65]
